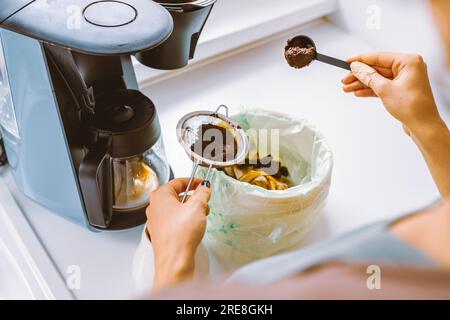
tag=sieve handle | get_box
[181,162,213,203]
[204,164,213,181]
[214,105,229,117]
[181,159,201,203]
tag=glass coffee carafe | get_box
[79,89,170,229]
[112,136,170,211]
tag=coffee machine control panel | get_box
[0,0,173,55]
[83,1,137,27]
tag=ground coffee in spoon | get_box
[284,38,316,69]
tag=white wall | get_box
[329,0,444,60]
[203,0,333,42]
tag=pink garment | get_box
[154,262,450,300]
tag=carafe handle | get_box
[79,136,113,228]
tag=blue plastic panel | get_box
[0,29,87,226]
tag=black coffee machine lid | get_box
[155,0,215,4]
[155,0,216,10]
[84,90,161,158]
[0,0,173,55]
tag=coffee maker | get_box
[0,0,216,230]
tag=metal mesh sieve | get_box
[176,105,249,202]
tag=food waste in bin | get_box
[219,154,290,191]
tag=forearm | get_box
[153,249,196,291]
[410,119,450,199]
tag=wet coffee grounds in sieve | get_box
[191,124,238,162]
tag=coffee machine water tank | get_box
[0,0,216,230]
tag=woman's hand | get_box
[342,52,446,135]
[146,178,211,290]
[342,52,450,198]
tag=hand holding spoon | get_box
[285,35,351,71]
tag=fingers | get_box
[372,66,394,79]
[342,65,393,84]
[342,79,378,97]
[353,88,377,98]
[162,177,203,196]
[190,183,212,204]
[350,62,389,96]
[187,183,212,215]
[347,52,427,80]
[347,52,400,68]
[343,80,367,93]
[341,73,358,85]
[342,71,393,92]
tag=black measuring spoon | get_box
[285,35,351,71]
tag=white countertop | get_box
[0,20,441,299]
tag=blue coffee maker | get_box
[0,0,216,230]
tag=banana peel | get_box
[223,166,289,191]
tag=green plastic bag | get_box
[197,108,333,266]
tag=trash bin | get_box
[198,108,333,265]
